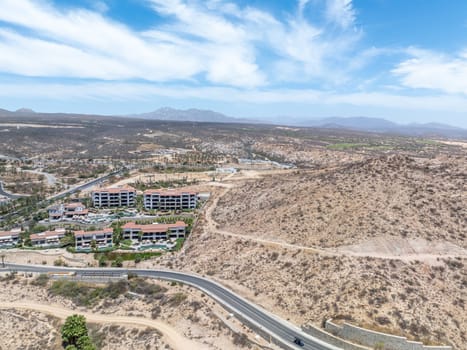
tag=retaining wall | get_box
[302,324,370,350]
[325,320,452,350]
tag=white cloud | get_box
[92,1,109,13]
[325,0,356,29]
[2,81,467,116]
[393,48,467,95]
[0,0,363,87]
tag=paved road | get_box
[23,169,57,186]
[3,263,341,350]
[0,169,124,222]
[46,169,124,201]
[0,181,27,199]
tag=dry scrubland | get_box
[0,308,167,350]
[0,274,263,350]
[166,153,467,349]
[1,113,467,349]
[214,154,466,248]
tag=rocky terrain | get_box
[159,152,467,349]
[172,224,465,349]
[0,273,265,350]
[213,154,466,249]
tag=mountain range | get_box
[1,107,466,139]
[129,108,467,138]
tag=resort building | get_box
[74,228,113,251]
[122,221,187,243]
[48,202,89,221]
[63,202,88,218]
[30,228,66,248]
[0,228,21,248]
[143,189,197,210]
[92,186,136,208]
[48,204,64,220]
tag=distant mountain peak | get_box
[128,107,249,123]
[295,116,466,138]
[15,108,35,114]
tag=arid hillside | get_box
[176,234,466,349]
[213,154,466,249]
[159,152,467,349]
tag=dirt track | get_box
[0,302,203,350]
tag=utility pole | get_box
[1,254,5,268]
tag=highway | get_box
[46,168,124,201]
[3,263,342,350]
[0,169,125,222]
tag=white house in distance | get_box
[143,189,197,210]
[92,186,136,208]
[30,228,66,248]
[74,228,113,251]
[0,228,21,248]
[122,221,187,244]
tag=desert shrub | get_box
[232,332,250,348]
[167,292,187,306]
[129,278,167,296]
[50,280,128,306]
[31,274,49,287]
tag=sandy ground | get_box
[335,236,467,264]
[201,168,466,264]
[1,249,94,267]
[0,302,201,350]
[0,274,276,350]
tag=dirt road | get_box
[0,302,203,350]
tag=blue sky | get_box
[0,0,467,127]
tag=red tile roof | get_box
[122,221,187,233]
[93,186,135,194]
[30,229,66,241]
[74,228,113,238]
[144,189,197,196]
[0,231,20,238]
[65,202,85,209]
[64,209,89,216]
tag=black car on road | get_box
[293,337,305,347]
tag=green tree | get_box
[76,335,96,350]
[61,314,88,347]
[98,255,107,267]
[90,239,97,252]
[112,256,123,267]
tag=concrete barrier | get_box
[325,320,452,350]
[302,324,370,350]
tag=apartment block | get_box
[92,186,136,208]
[122,221,187,242]
[0,228,21,248]
[143,189,197,210]
[30,228,66,248]
[74,228,113,251]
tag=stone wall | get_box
[325,319,452,350]
[302,323,370,350]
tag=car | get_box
[293,337,305,347]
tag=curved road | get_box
[0,181,28,199]
[3,263,341,350]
